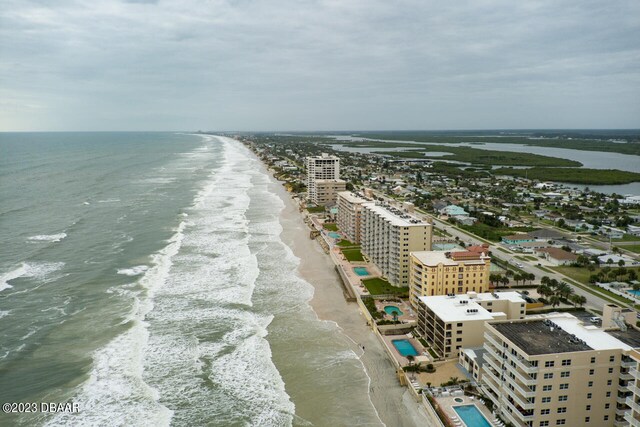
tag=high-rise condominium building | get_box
[408,246,491,310]
[336,191,369,244]
[360,202,432,287]
[305,153,341,205]
[481,308,640,427]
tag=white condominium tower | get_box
[305,153,341,205]
[360,202,432,287]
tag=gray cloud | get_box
[1,0,638,131]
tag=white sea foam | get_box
[50,137,297,426]
[117,265,149,276]
[0,310,10,319]
[27,233,67,242]
[0,262,65,292]
[97,198,120,203]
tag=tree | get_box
[538,284,552,298]
[556,282,573,299]
[500,276,510,287]
[618,259,626,267]
[527,273,536,285]
[588,274,599,284]
[629,270,638,282]
[407,355,415,367]
[549,295,562,308]
[570,294,587,308]
[513,273,522,286]
[541,276,551,286]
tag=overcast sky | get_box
[1,0,639,131]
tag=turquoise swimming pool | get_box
[328,232,341,239]
[628,289,640,296]
[391,339,418,357]
[454,405,492,427]
[353,267,369,276]
[384,305,403,316]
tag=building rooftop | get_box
[337,191,369,204]
[412,250,489,267]
[536,247,579,261]
[364,202,428,227]
[492,313,638,356]
[419,292,524,323]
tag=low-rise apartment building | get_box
[417,292,525,359]
[409,248,491,310]
[360,202,432,287]
[314,179,346,206]
[481,310,640,427]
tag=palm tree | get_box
[407,355,415,367]
[541,276,551,286]
[549,294,562,308]
[570,294,587,308]
[512,273,520,286]
[527,273,536,285]
[500,276,510,287]
[537,284,552,299]
[556,282,573,299]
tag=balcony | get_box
[625,413,640,427]
[503,348,538,374]
[629,384,640,396]
[631,367,640,378]
[499,396,534,423]
[626,397,640,413]
[622,359,637,368]
[484,332,503,350]
[503,385,535,410]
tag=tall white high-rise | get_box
[305,153,341,205]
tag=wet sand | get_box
[274,182,430,427]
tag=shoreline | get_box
[259,157,430,426]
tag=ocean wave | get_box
[1,262,65,292]
[27,233,67,243]
[116,265,149,276]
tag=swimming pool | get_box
[328,232,341,239]
[353,267,369,276]
[384,305,404,316]
[454,405,492,427]
[628,289,640,297]
[391,339,418,357]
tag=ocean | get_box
[0,133,381,426]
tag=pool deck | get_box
[381,334,429,367]
[434,395,497,427]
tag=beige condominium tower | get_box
[360,202,432,287]
[408,245,491,310]
[481,308,640,427]
[336,191,370,244]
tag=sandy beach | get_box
[272,176,431,426]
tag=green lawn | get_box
[624,245,640,254]
[553,266,640,286]
[342,248,364,262]
[337,240,357,247]
[613,234,640,242]
[307,206,325,213]
[323,223,339,231]
[362,278,407,295]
